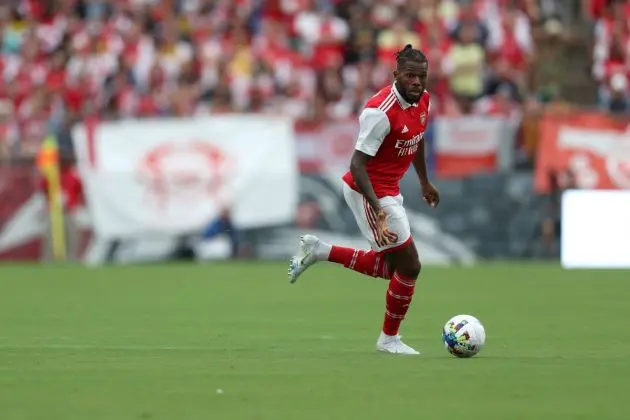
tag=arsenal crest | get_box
[420,112,426,125]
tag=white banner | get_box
[435,116,505,154]
[72,116,298,240]
[433,115,513,178]
[561,189,630,269]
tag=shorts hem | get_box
[376,236,413,254]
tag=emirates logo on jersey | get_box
[420,112,427,126]
[395,133,423,157]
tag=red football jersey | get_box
[343,83,430,198]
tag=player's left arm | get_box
[412,139,430,186]
[413,99,439,208]
[413,140,439,208]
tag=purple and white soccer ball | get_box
[442,314,486,358]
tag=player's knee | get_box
[399,258,421,280]
[409,258,421,279]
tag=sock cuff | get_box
[393,271,416,286]
[317,241,332,260]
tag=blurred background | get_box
[0,0,628,267]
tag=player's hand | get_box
[375,208,398,246]
[421,181,440,208]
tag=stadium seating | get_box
[0,0,580,158]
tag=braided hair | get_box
[395,44,428,67]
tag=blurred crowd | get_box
[591,0,630,113]
[0,0,586,158]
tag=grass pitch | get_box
[0,262,628,420]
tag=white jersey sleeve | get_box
[355,107,391,157]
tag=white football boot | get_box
[288,234,325,284]
[376,332,420,355]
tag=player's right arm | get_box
[350,107,389,212]
[350,107,397,245]
[349,150,381,212]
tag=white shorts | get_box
[342,182,412,253]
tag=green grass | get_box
[0,263,628,420]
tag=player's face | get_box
[394,61,428,103]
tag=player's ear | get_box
[393,69,399,79]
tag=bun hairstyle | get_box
[395,44,428,66]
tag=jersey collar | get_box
[392,83,419,109]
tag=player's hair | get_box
[395,44,428,67]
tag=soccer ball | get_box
[442,314,486,358]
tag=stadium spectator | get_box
[0,100,18,157]
[442,21,486,113]
[537,168,577,259]
[592,0,630,113]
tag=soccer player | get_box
[288,45,440,355]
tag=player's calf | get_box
[380,241,421,337]
[382,271,417,335]
[328,246,390,279]
[288,234,393,282]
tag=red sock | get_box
[328,246,389,279]
[382,272,417,336]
